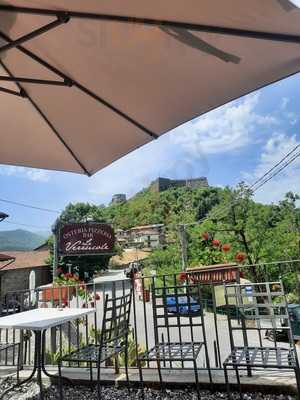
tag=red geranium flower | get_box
[235,252,246,263]
[56,267,63,275]
[212,239,220,247]
[64,272,73,279]
[178,272,187,282]
[222,244,231,252]
[202,232,209,241]
[94,293,101,301]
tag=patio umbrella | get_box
[0,1,300,176]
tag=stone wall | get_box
[0,266,51,298]
[150,177,209,192]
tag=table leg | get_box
[40,330,73,386]
[35,331,44,400]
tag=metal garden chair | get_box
[223,281,300,399]
[0,299,22,386]
[0,342,21,382]
[57,290,132,400]
[138,282,212,399]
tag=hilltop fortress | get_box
[150,177,209,193]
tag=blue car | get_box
[165,295,201,316]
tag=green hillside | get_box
[103,186,222,229]
[0,229,45,251]
[58,185,300,299]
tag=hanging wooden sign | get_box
[58,223,115,256]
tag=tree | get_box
[193,185,300,296]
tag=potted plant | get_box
[42,269,99,305]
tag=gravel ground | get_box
[0,378,296,400]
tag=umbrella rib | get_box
[0,16,69,54]
[0,5,300,44]
[0,86,24,97]
[0,31,158,140]
[0,59,92,176]
[0,76,72,87]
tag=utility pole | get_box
[178,224,188,270]
[52,220,60,281]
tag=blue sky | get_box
[0,72,300,233]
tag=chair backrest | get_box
[151,282,207,345]
[224,281,295,349]
[100,290,132,347]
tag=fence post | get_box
[178,224,188,270]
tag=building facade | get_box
[150,177,209,192]
[115,224,165,249]
[111,194,127,205]
[127,224,165,249]
[0,250,51,299]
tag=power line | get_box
[2,220,50,230]
[249,143,300,191]
[251,149,300,192]
[180,142,300,229]
[0,197,60,214]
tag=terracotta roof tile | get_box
[0,250,49,271]
[0,253,15,262]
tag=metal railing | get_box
[0,270,298,374]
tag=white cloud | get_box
[0,166,50,182]
[286,111,298,125]
[245,133,300,203]
[280,97,289,110]
[88,132,210,203]
[290,0,300,7]
[171,93,277,156]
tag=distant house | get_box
[110,194,126,205]
[128,224,165,248]
[0,250,51,298]
[115,228,128,246]
[34,242,50,251]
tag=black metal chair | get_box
[223,281,300,399]
[138,282,212,399]
[57,290,132,400]
[0,342,21,382]
[0,299,22,386]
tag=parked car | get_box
[265,304,300,341]
[0,293,32,316]
[165,295,201,316]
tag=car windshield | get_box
[292,307,300,320]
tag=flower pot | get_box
[42,286,74,303]
[143,288,150,302]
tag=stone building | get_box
[0,250,51,299]
[150,177,209,192]
[111,193,127,205]
[128,224,165,248]
[115,224,165,249]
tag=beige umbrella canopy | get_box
[0,1,300,175]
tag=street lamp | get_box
[0,212,8,222]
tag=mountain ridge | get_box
[0,229,45,251]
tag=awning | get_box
[0,1,300,175]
